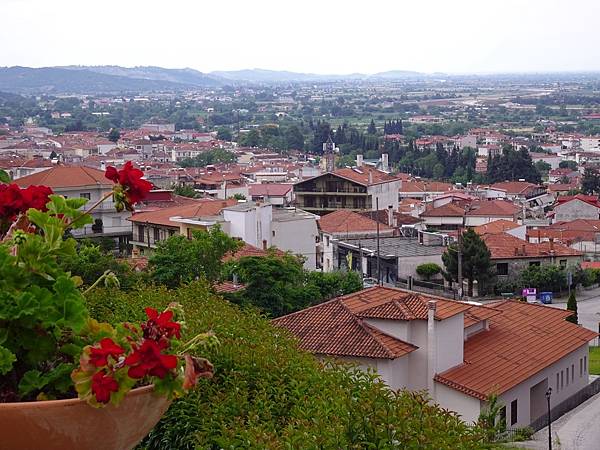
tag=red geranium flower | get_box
[91,370,119,404]
[125,339,177,379]
[0,183,53,223]
[143,307,181,340]
[22,185,53,211]
[105,161,153,210]
[89,337,125,368]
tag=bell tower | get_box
[323,135,336,173]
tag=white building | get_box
[14,165,132,240]
[274,287,597,428]
[580,137,600,152]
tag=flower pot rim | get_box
[0,384,155,410]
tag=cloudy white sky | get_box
[2,0,599,74]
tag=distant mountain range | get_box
[0,65,438,94]
[210,68,431,82]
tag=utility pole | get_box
[457,228,463,299]
[376,197,381,286]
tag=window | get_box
[581,358,584,377]
[272,230,276,237]
[153,228,160,242]
[556,373,560,391]
[572,364,575,383]
[529,261,541,267]
[169,230,175,237]
[585,356,588,372]
[566,367,569,386]
[510,399,518,426]
[325,236,330,246]
[80,192,91,200]
[561,370,564,389]
[496,263,509,276]
[138,225,145,242]
[560,259,567,268]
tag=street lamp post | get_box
[546,387,552,450]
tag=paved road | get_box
[524,388,600,450]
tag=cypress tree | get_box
[566,291,578,324]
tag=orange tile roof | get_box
[222,242,285,262]
[400,180,455,193]
[482,232,582,259]
[420,202,466,218]
[436,300,597,400]
[474,219,521,236]
[333,166,397,186]
[318,210,393,234]
[273,287,492,360]
[273,297,418,359]
[490,181,540,195]
[129,198,237,227]
[213,281,246,293]
[13,165,113,188]
[466,200,519,217]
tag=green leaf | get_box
[0,345,16,375]
[0,169,10,183]
[18,370,46,396]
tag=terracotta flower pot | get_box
[0,385,171,450]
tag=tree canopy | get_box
[149,226,241,288]
[486,145,542,184]
[442,229,493,296]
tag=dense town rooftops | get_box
[436,300,597,400]
[473,219,521,235]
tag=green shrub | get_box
[86,283,486,449]
[416,263,442,280]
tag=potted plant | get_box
[0,163,215,450]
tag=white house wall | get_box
[435,382,482,424]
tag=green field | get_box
[589,346,600,375]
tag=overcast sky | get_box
[2,0,599,74]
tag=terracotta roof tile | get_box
[13,165,114,188]
[129,198,237,227]
[482,232,582,259]
[474,219,521,235]
[436,300,598,400]
[420,203,466,218]
[333,166,397,186]
[319,210,393,234]
[466,200,519,217]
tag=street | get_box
[548,288,600,342]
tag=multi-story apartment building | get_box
[294,166,400,216]
[14,165,132,244]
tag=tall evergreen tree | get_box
[566,291,578,324]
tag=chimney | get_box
[368,170,373,185]
[387,205,395,227]
[381,153,389,172]
[356,154,364,167]
[427,300,437,399]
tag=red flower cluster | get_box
[0,184,53,222]
[143,307,181,340]
[89,338,124,367]
[84,307,182,404]
[105,161,153,211]
[125,339,178,379]
[91,370,119,404]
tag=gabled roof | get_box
[436,300,597,400]
[481,232,582,259]
[248,183,293,197]
[13,165,113,188]
[129,198,237,227]
[358,210,423,227]
[466,200,519,217]
[296,167,397,188]
[273,296,418,359]
[489,181,540,195]
[474,219,521,236]
[556,194,600,209]
[420,203,466,218]
[319,210,393,234]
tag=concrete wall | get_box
[435,314,464,373]
[555,199,600,221]
[272,215,318,270]
[465,215,515,227]
[398,254,444,279]
[495,255,582,281]
[435,382,482,424]
[496,343,590,428]
[368,180,401,211]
